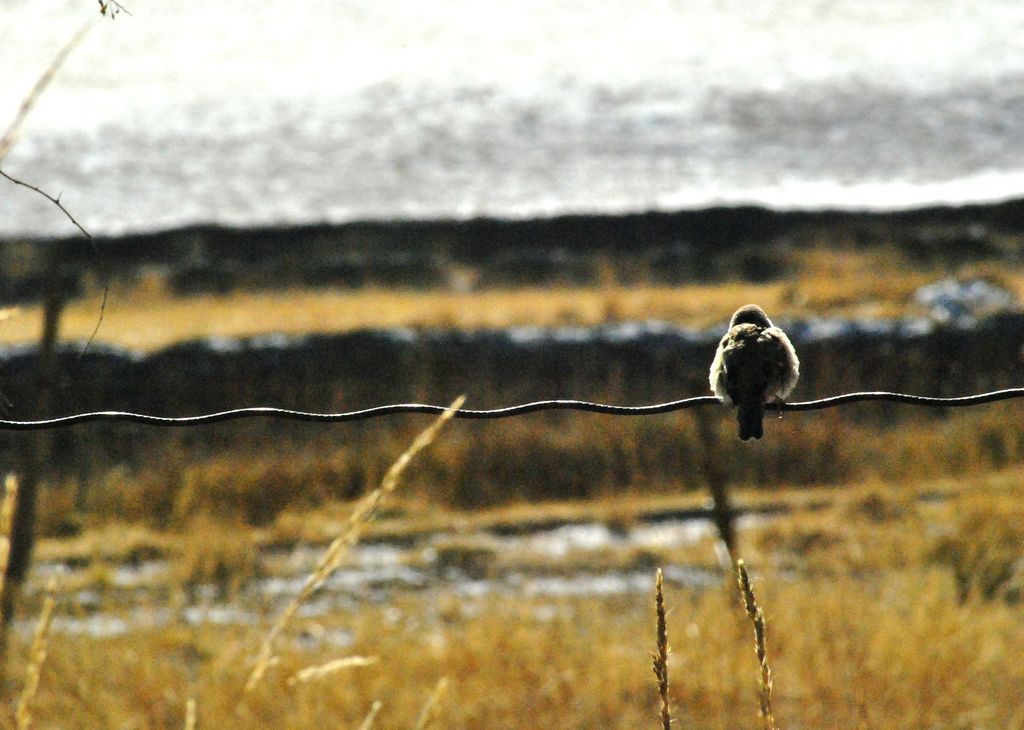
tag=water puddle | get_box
[28,514,765,638]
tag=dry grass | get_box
[3,246,1024,726]
[11,564,1024,728]
[243,396,463,692]
[0,472,1018,728]
[734,560,774,730]
[285,656,380,687]
[0,475,19,598]
[651,568,672,730]
[413,677,450,730]
[2,244,1019,350]
[0,283,769,350]
[172,515,259,601]
[357,700,383,730]
[930,492,1024,602]
[44,402,1024,534]
[14,580,55,730]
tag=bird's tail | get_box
[737,399,764,441]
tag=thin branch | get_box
[98,1,133,18]
[0,388,1022,431]
[0,170,108,356]
[1,18,109,356]
[0,170,91,240]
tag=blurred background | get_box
[2,0,1023,515]
[5,0,1024,233]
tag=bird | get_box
[709,304,799,441]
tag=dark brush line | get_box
[1,389,1023,431]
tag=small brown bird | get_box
[709,305,799,441]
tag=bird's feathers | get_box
[708,306,800,440]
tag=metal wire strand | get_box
[0,388,1022,430]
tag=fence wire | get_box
[0,388,1021,431]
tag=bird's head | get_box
[729,304,773,328]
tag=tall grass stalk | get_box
[735,559,775,730]
[243,395,465,693]
[14,578,56,730]
[412,677,449,730]
[0,474,19,596]
[286,655,380,686]
[356,700,383,730]
[651,568,672,730]
[183,698,196,730]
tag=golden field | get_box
[5,464,1024,728]
[0,244,1019,350]
[1,241,1023,728]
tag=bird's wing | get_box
[764,326,800,399]
[709,334,733,403]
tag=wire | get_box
[0,388,1022,431]
[775,389,1024,411]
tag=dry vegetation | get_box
[0,244,1019,349]
[3,471,1024,728]
[1,245,1024,727]
[29,401,1024,536]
